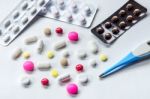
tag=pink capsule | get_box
[66,83,78,95]
[68,31,79,42]
[23,61,34,72]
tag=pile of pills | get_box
[12,26,109,96]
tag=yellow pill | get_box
[51,69,59,78]
[47,51,54,59]
[100,54,108,62]
[22,52,30,59]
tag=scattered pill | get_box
[37,40,44,54]
[60,57,68,67]
[22,51,30,59]
[20,76,31,87]
[62,49,69,58]
[78,74,88,85]
[24,36,38,44]
[47,51,55,59]
[66,83,78,95]
[76,64,84,72]
[57,73,71,84]
[76,50,87,59]
[44,27,51,36]
[55,27,63,34]
[89,59,97,67]
[12,48,22,60]
[53,40,66,50]
[68,31,79,42]
[87,40,98,54]
[37,61,51,70]
[41,78,49,86]
[51,69,59,78]
[100,54,108,62]
[23,61,34,72]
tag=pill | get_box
[37,61,51,70]
[57,73,71,84]
[37,40,44,54]
[24,36,38,44]
[22,51,30,59]
[78,74,88,85]
[87,41,98,54]
[47,51,55,59]
[4,20,11,28]
[66,83,78,95]
[71,3,78,13]
[112,27,119,35]
[54,40,66,50]
[66,13,73,22]
[99,54,108,62]
[55,27,63,34]
[89,59,97,67]
[79,15,86,25]
[3,35,10,43]
[30,7,37,15]
[62,50,69,58]
[60,57,68,67]
[104,33,112,40]
[22,17,28,25]
[105,22,112,29]
[51,69,59,78]
[58,0,65,9]
[96,27,104,34]
[39,0,45,6]
[21,2,28,10]
[84,6,91,16]
[44,27,51,36]
[51,7,59,18]
[75,64,84,72]
[23,61,34,72]
[68,31,79,42]
[13,11,20,19]
[133,9,141,16]
[12,48,22,60]
[126,4,134,11]
[0,29,2,36]
[119,21,126,29]
[13,26,20,34]
[119,10,126,17]
[20,76,31,87]
[41,78,49,86]
[76,50,87,59]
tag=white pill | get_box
[4,20,11,28]
[51,7,59,18]
[84,6,91,15]
[30,7,37,15]
[58,0,65,9]
[62,49,69,57]
[76,50,87,59]
[66,13,73,22]
[22,17,28,25]
[38,0,45,6]
[36,40,44,54]
[13,26,20,34]
[24,36,38,44]
[13,11,20,19]
[78,15,86,25]
[89,59,97,67]
[71,3,78,13]
[54,40,66,50]
[78,74,88,85]
[21,1,28,10]
[3,35,10,43]
[57,73,71,84]
[87,40,98,54]
[37,61,51,70]
[12,48,22,60]
[20,76,31,87]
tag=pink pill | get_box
[23,61,34,72]
[66,83,78,95]
[68,31,79,42]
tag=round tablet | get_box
[111,16,119,23]
[22,51,30,59]
[126,15,134,22]
[112,27,119,35]
[104,33,112,40]
[96,27,104,34]
[104,22,112,29]
[100,54,108,62]
[20,76,31,87]
[56,27,63,34]
[66,83,78,95]
[44,27,51,36]
[126,4,134,11]
[68,31,79,42]
[41,78,49,86]
[133,9,141,17]
[23,61,34,72]
[119,21,126,29]
[51,69,59,78]
[76,64,84,72]
[78,74,88,85]
[119,10,126,17]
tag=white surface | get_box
[0,0,150,99]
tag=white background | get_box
[0,0,150,99]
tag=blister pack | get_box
[39,0,98,28]
[0,0,49,46]
[91,0,147,44]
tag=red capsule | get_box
[56,27,63,34]
[41,78,49,86]
[75,64,84,72]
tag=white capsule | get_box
[89,59,97,67]
[78,74,88,85]
[24,36,38,44]
[53,40,66,50]
[87,40,98,54]
[37,61,51,70]
[76,49,87,59]
[57,73,71,84]
[20,76,31,87]
[36,40,44,54]
[12,48,22,60]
